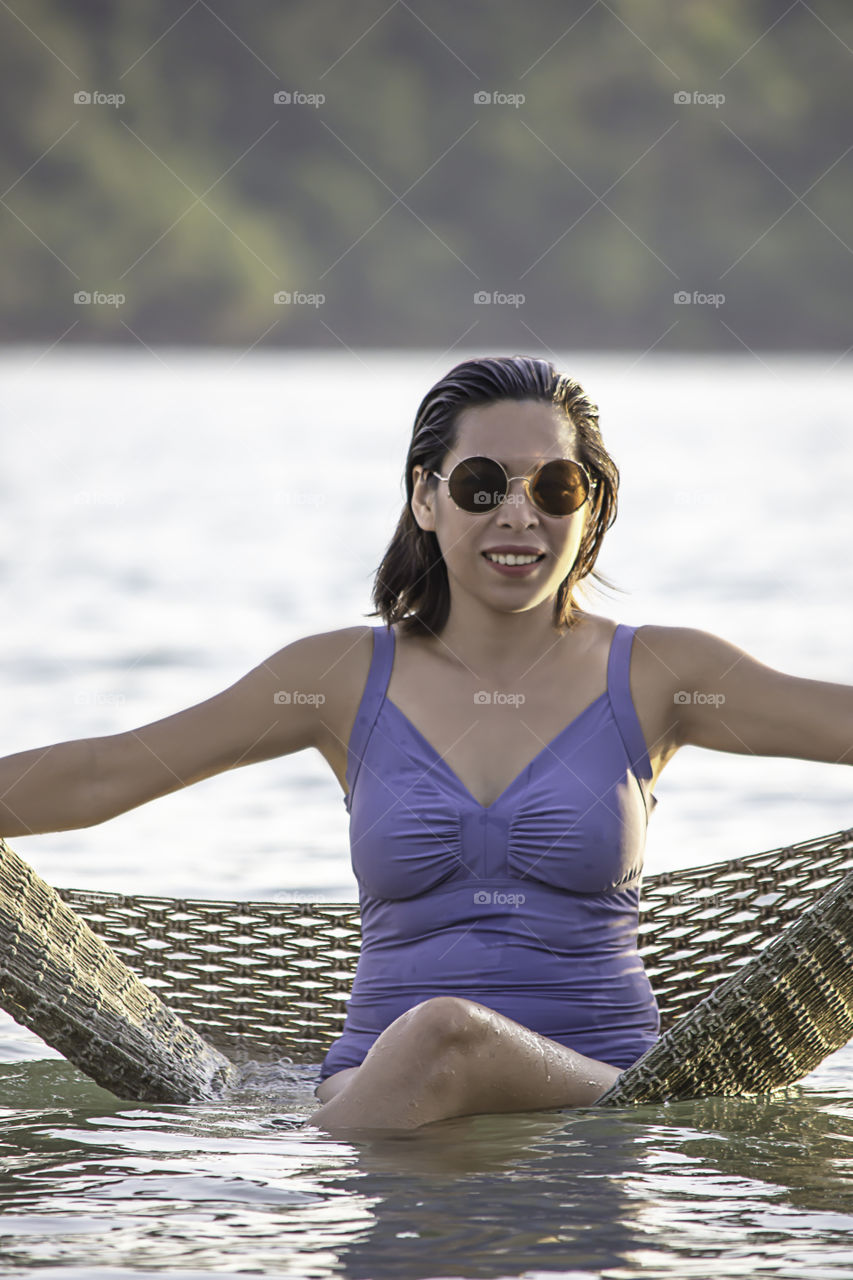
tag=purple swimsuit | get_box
[318,622,661,1081]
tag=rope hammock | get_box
[2,825,853,1107]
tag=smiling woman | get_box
[2,354,853,1134]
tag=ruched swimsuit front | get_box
[318,622,661,1081]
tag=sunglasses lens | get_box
[447,457,507,511]
[530,459,590,515]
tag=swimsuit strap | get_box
[345,622,655,810]
[345,625,396,805]
[607,624,654,787]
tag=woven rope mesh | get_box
[596,853,853,1104]
[52,825,853,1064]
[52,892,361,1062]
[635,826,853,1029]
[0,838,237,1102]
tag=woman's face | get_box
[411,399,591,620]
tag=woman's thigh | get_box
[315,1065,361,1103]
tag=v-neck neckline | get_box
[383,688,610,812]
[377,622,620,811]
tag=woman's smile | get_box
[482,547,547,575]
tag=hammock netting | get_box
[1,826,853,1107]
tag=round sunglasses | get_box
[426,455,593,517]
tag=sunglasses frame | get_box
[426,455,594,518]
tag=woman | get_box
[1,355,851,1133]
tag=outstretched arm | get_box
[0,628,355,838]
[639,625,853,765]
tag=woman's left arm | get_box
[638,625,853,765]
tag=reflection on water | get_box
[2,1048,853,1278]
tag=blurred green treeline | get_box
[0,0,851,350]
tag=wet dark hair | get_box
[369,355,619,637]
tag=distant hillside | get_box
[1,0,850,349]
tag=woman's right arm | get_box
[0,628,359,839]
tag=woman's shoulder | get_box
[288,625,377,783]
[631,622,735,673]
[574,613,678,683]
[284,624,376,693]
[601,621,703,781]
[285,624,381,732]
[624,621,761,720]
[588,615,703,656]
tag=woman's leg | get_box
[307,997,623,1133]
[314,1066,360,1103]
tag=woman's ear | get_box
[410,465,437,533]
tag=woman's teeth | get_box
[484,552,543,566]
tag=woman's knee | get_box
[400,996,490,1054]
